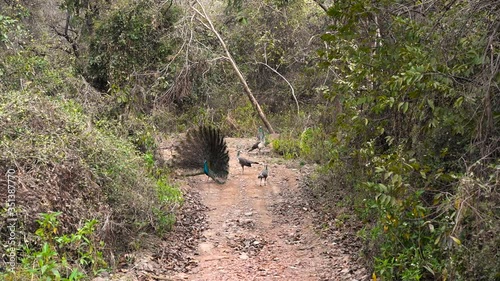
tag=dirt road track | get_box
[185,138,368,281]
[108,137,368,281]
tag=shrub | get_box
[1,212,106,280]
[0,91,182,258]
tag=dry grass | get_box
[0,91,177,257]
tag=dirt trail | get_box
[108,137,367,281]
[181,138,367,281]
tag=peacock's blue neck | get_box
[203,160,210,175]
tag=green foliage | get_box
[0,91,183,255]
[225,101,259,137]
[1,212,105,280]
[0,4,75,95]
[1,1,497,279]
[317,0,499,279]
[0,14,18,45]
[1,0,184,276]
[149,178,183,235]
[81,0,181,112]
[156,178,183,206]
[1,42,74,95]
[298,127,336,163]
[271,126,336,162]
[359,145,449,280]
[271,134,300,159]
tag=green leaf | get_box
[453,96,464,108]
[320,33,336,42]
[326,7,342,17]
[69,269,82,280]
[450,235,461,245]
[41,264,49,275]
[402,102,409,113]
[427,99,435,111]
[434,235,441,245]
[51,268,61,278]
[423,265,435,275]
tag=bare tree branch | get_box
[312,0,328,13]
[255,61,299,115]
[51,9,80,57]
[191,0,276,134]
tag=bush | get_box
[1,212,106,280]
[0,91,182,258]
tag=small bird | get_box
[248,139,265,153]
[258,165,268,186]
[249,126,266,153]
[173,125,229,184]
[237,150,259,174]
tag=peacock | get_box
[257,126,265,141]
[258,165,268,186]
[249,126,266,153]
[248,139,265,153]
[236,150,259,174]
[173,125,229,184]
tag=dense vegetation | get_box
[1,0,498,280]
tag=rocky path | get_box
[109,138,368,281]
[180,138,367,281]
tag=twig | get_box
[255,61,300,115]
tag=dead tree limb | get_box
[312,0,328,13]
[191,0,276,134]
[255,61,299,115]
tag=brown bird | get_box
[237,150,259,174]
[258,165,268,186]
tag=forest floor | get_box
[107,138,369,281]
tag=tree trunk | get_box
[191,1,276,134]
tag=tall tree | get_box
[191,0,276,134]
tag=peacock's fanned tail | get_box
[173,125,229,184]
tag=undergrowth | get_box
[1,212,106,280]
[271,120,499,280]
[0,91,183,275]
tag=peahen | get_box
[236,150,259,174]
[248,139,265,153]
[258,165,268,186]
[249,126,266,153]
[173,125,229,184]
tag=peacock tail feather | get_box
[173,125,229,184]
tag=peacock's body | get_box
[248,141,265,153]
[258,165,268,186]
[257,126,265,141]
[249,126,266,153]
[237,150,259,174]
[173,125,229,184]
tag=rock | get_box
[340,268,350,274]
[239,253,249,260]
